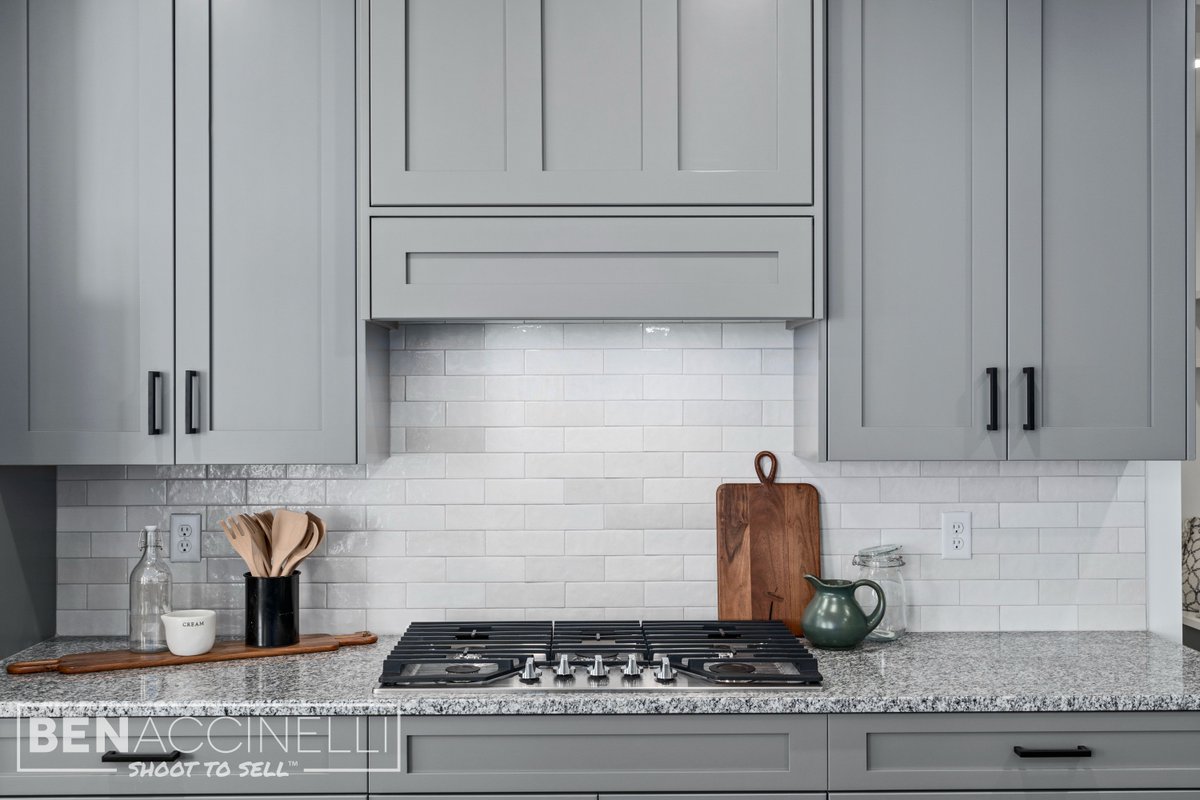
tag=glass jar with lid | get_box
[852,544,907,641]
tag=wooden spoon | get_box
[269,509,311,577]
[282,520,322,576]
[221,517,263,577]
[306,511,327,550]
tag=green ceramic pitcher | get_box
[800,574,886,649]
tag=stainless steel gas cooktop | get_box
[374,620,823,693]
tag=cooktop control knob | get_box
[654,656,676,683]
[622,654,643,678]
[554,654,574,678]
[519,656,541,683]
[587,654,608,679]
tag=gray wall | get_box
[0,467,56,658]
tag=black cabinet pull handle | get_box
[147,371,162,436]
[102,749,182,763]
[185,370,200,434]
[1013,745,1091,759]
[1022,366,1036,431]
[986,367,999,431]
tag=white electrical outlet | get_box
[170,512,202,563]
[941,511,972,560]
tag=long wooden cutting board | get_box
[716,452,820,635]
[7,631,378,675]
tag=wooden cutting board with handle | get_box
[6,631,377,675]
[716,451,820,636]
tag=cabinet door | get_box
[368,0,815,206]
[1007,0,1192,459]
[0,0,174,465]
[175,0,357,464]
[824,0,1007,460]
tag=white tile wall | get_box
[55,323,1147,635]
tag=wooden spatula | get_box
[221,517,265,577]
[237,514,273,577]
[269,509,311,577]
[282,520,321,575]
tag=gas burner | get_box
[376,620,822,692]
[710,662,756,674]
[444,664,481,674]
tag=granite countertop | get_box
[2,631,1200,717]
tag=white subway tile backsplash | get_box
[55,322,1148,635]
[1000,604,1078,631]
[1000,553,1079,580]
[485,323,563,350]
[642,323,722,349]
[445,349,525,375]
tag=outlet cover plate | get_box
[170,513,202,563]
[941,511,972,560]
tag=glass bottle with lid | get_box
[852,543,907,641]
[129,526,172,653]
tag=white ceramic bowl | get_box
[161,609,217,656]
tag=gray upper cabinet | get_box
[367,0,815,206]
[825,0,1008,461]
[824,0,1194,461]
[174,0,358,464]
[1007,0,1192,460]
[0,0,175,465]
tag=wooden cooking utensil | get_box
[269,509,311,577]
[282,520,321,576]
[221,518,263,577]
[6,632,378,675]
[716,450,821,636]
[306,510,326,549]
[235,514,272,577]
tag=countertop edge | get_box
[6,694,1200,718]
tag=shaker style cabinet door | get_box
[0,0,174,465]
[1006,0,1192,460]
[824,0,1008,460]
[367,0,815,206]
[175,0,357,464]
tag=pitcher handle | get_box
[851,579,887,634]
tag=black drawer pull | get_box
[147,370,162,435]
[1013,745,1092,758]
[986,367,999,431]
[1022,366,1036,431]
[102,749,182,763]
[184,369,200,434]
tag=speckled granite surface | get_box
[3,631,1200,717]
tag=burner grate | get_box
[378,619,822,688]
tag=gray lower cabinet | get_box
[828,712,1200,793]
[366,0,815,206]
[370,217,815,320]
[824,0,1194,461]
[174,0,358,464]
[836,794,1200,799]
[0,716,366,795]
[0,0,175,466]
[365,715,827,794]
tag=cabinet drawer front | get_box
[839,793,1200,800]
[367,715,826,793]
[829,712,1200,792]
[370,217,815,320]
[0,717,366,796]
